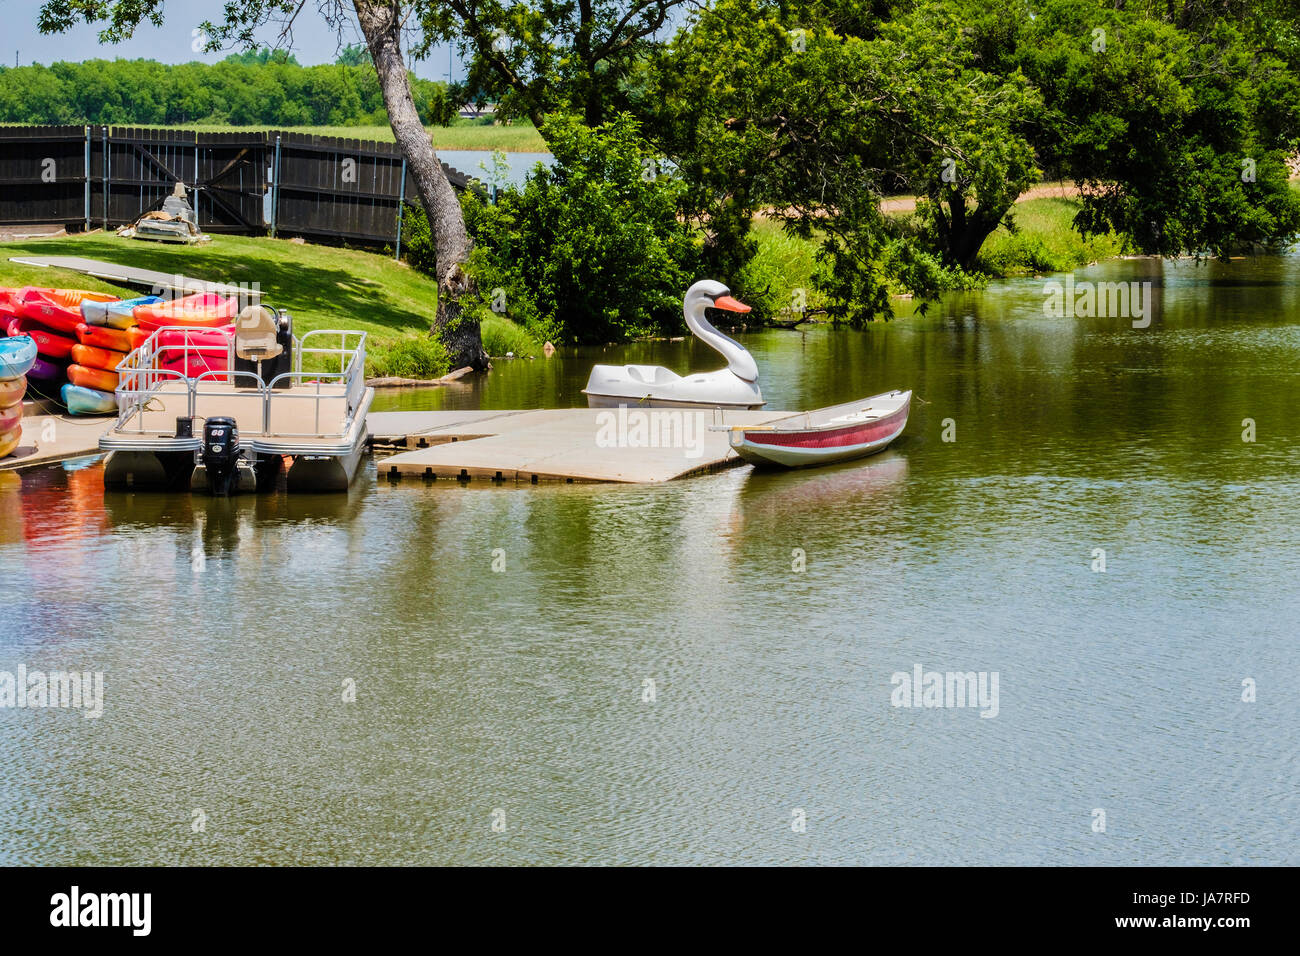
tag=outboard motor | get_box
[201,416,241,496]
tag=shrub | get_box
[457,112,702,343]
[480,313,543,357]
[366,335,449,379]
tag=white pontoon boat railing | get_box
[112,326,368,442]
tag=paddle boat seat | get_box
[624,365,681,386]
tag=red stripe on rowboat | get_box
[745,406,907,449]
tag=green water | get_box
[2,255,1297,864]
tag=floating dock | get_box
[369,408,789,483]
[0,408,111,472]
[2,407,792,484]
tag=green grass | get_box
[738,218,829,318]
[128,117,548,152]
[481,313,544,357]
[977,197,1128,276]
[0,231,533,377]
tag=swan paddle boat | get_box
[717,389,912,469]
[583,280,764,410]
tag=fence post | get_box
[270,134,281,238]
[101,126,109,230]
[83,126,90,231]
[394,157,406,261]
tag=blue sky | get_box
[5,0,465,79]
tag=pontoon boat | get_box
[100,306,373,494]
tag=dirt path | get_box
[879,181,1081,214]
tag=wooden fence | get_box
[0,125,480,248]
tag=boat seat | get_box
[235,306,283,361]
[625,365,679,385]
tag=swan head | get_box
[682,280,759,383]
[685,279,751,318]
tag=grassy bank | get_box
[739,218,831,317]
[977,197,1128,276]
[134,118,548,152]
[740,196,1128,320]
[0,232,539,377]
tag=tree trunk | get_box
[937,192,1003,271]
[354,0,488,371]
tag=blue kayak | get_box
[62,383,118,415]
[0,335,38,380]
[81,295,163,330]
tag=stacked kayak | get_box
[133,292,238,331]
[16,287,119,335]
[1,287,123,402]
[81,295,162,331]
[3,288,240,414]
[69,295,166,412]
[153,325,234,379]
[0,335,36,458]
[131,294,238,382]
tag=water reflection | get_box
[2,254,1298,865]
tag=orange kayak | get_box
[67,363,119,392]
[133,292,239,331]
[75,323,148,353]
[71,343,127,373]
[17,288,119,335]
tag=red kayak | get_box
[158,352,229,379]
[154,325,234,350]
[6,317,76,360]
[153,326,232,377]
[0,288,20,321]
[133,293,238,331]
[16,288,120,335]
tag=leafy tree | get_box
[644,0,1300,322]
[34,0,487,368]
[415,0,692,129]
[0,55,452,127]
[643,0,1041,321]
[336,42,373,66]
[224,47,300,66]
[454,113,701,343]
[967,0,1300,258]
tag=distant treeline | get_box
[0,48,453,127]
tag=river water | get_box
[1,255,1297,865]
